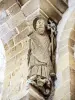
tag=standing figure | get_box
[27,17,56,97]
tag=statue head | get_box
[33,17,47,35]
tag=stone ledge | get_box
[20,85,45,100]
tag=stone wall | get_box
[0,0,68,100]
[1,0,40,99]
[54,7,75,100]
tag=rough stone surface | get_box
[6,3,21,16]
[7,11,25,29]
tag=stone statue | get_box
[27,17,56,98]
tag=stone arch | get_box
[0,39,6,99]
[55,8,75,100]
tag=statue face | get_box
[36,19,45,34]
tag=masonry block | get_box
[6,3,21,16]
[14,27,29,44]
[7,11,25,29]
[60,29,73,40]
[0,23,10,38]
[58,46,69,58]
[4,43,9,51]
[16,20,27,33]
[62,67,70,83]
[0,0,16,10]
[21,0,39,17]
[6,43,22,60]
[57,38,68,51]
[57,53,69,72]
[8,39,14,48]
[1,29,18,44]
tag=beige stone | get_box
[19,0,29,5]
[20,85,44,100]
[0,0,16,10]
[6,3,21,16]
[60,93,71,100]
[21,0,39,17]
[70,68,75,85]
[62,67,70,82]
[53,86,65,100]
[7,11,25,29]
[48,0,67,14]
[4,43,9,51]
[22,37,29,50]
[8,39,14,48]
[14,27,29,44]
[68,38,75,48]
[0,23,10,38]
[15,49,28,67]
[16,20,27,33]
[60,29,73,40]
[6,43,22,60]
[69,54,75,69]
[1,29,18,44]
[58,46,69,58]
[57,54,69,72]
[5,56,16,75]
[63,20,75,30]
[68,46,74,56]
[40,0,61,23]
[70,29,75,41]
[58,38,68,51]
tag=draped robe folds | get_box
[28,31,54,79]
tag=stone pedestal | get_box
[20,85,45,100]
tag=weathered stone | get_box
[22,37,29,50]
[64,19,75,30]
[70,29,75,41]
[57,54,69,72]
[53,86,65,100]
[69,54,75,69]
[60,29,73,40]
[15,49,28,67]
[58,46,69,58]
[26,9,40,23]
[21,0,39,17]
[68,38,75,47]
[4,43,9,51]
[1,29,18,44]
[60,93,70,100]
[19,0,29,5]
[0,9,9,25]
[57,38,68,51]
[5,56,16,74]
[40,0,61,23]
[6,3,21,16]
[20,85,44,100]
[14,27,29,44]
[55,72,63,89]
[8,39,14,48]
[0,0,16,10]
[6,43,22,60]
[7,11,25,29]
[48,0,68,13]
[0,23,10,38]
[70,68,75,85]
[62,67,70,82]
[16,20,27,33]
